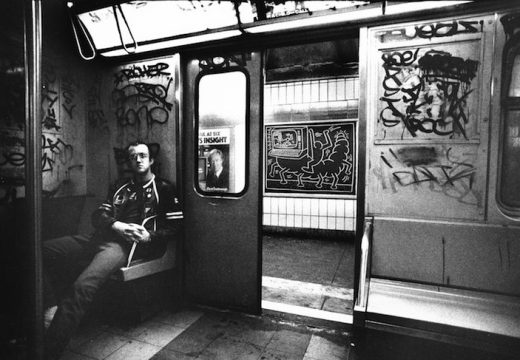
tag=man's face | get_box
[210,154,223,172]
[128,144,153,174]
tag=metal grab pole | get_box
[24,0,43,359]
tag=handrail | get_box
[355,217,373,311]
[67,4,96,60]
[113,4,138,54]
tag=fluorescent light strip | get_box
[385,1,472,15]
[101,29,242,57]
[262,300,353,324]
[246,6,382,34]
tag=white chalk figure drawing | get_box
[265,123,355,194]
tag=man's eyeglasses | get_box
[128,152,149,161]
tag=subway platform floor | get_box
[262,234,355,317]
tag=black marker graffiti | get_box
[379,48,479,139]
[61,72,79,120]
[114,62,171,86]
[376,146,478,204]
[379,20,483,41]
[87,75,108,132]
[112,80,173,111]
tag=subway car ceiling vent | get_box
[67,1,472,60]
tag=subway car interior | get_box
[1,1,520,359]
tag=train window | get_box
[196,69,249,196]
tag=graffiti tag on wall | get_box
[111,61,174,143]
[265,122,355,194]
[377,43,480,140]
[373,145,480,205]
[377,20,483,43]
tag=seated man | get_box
[43,140,183,360]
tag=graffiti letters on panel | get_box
[111,61,174,140]
[377,20,484,43]
[87,73,107,132]
[265,122,355,194]
[373,145,479,205]
[42,63,61,131]
[378,43,480,140]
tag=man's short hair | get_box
[208,149,224,161]
[126,140,153,159]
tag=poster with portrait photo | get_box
[198,128,231,192]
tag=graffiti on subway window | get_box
[377,20,483,43]
[373,145,479,205]
[265,122,355,194]
[378,45,480,140]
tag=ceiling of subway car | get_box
[47,1,473,59]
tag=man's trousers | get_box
[43,234,130,360]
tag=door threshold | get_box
[262,300,353,324]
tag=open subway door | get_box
[182,53,262,313]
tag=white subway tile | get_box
[318,216,327,229]
[302,215,311,228]
[294,215,303,228]
[336,199,345,217]
[287,215,295,227]
[337,78,346,100]
[294,82,303,103]
[294,198,303,215]
[302,198,311,215]
[280,84,287,104]
[279,197,287,214]
[328,80,337,101]
[345,218,355,231]
[319,80,328,102]
[318,199,327,216]
[311,81,320,103]
[327,217,336,230]
[286,197,295,215]
[310,199,319,216]
[263,197,271,214]
[302,82,311,103]
[336,217,346,231]
[345,78,354,99]
[287,83,295,104]
[272,86,279,105]
[327,199,336,217]
[271,197,279,214]
[345,200,355,218]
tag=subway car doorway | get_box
[261,39,360,323]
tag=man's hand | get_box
[111,221,151,243]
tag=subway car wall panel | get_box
[372,219,520,296]
[364,13,520,297]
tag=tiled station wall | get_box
[263,197,356,231]
[263,77,359,232]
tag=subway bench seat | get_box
[363,278,520,356]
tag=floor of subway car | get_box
[55,306,517,360]
[262,234,355,321]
